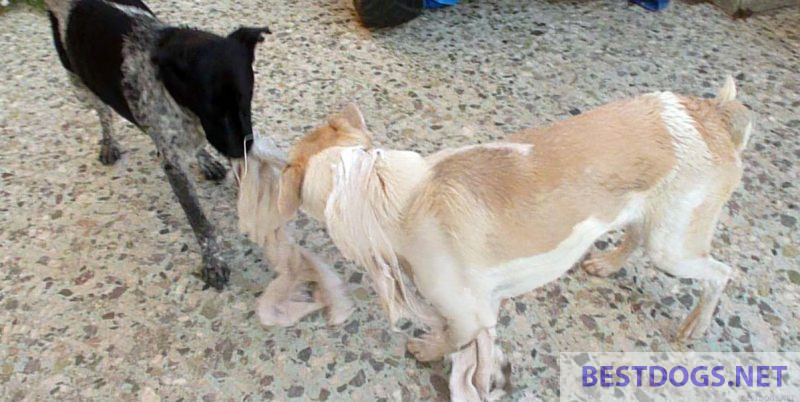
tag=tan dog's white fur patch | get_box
[243,77,752,400]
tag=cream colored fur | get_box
[322,147,434,325]
[243,77,751,401]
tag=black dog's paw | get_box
[201,158,227,181]
[197,150,227,182]
[98,139,121,165]
[199,255,230,291]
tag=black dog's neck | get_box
[151,27,220,121]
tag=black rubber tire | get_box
[353,0,424,28]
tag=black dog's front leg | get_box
[158,149,230,290]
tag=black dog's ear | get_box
[228,26,271,61]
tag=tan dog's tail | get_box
[716,75,752,153]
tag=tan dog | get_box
[244,77,751,400]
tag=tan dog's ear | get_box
[338,103,367,132]
[277,165,303,223]
[329,103,372,144]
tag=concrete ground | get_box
[1,0,798,400]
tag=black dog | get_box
[46,0,270,289]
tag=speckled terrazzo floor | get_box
[0,0,798,400]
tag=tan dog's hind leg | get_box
[582,224,642,277]
[645,184,736,341]
[674,261,731,340]
[647,255,731,341]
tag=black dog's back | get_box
[98,0,153,13]
[50,0,154,125]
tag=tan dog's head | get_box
[277,103,372,222]
[277,104,431,325]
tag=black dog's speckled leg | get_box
[155,142,230,290]
[97,105,122,165]
[196,148,227,182]
[68,73,122,165]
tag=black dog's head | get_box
[153,26,271,158]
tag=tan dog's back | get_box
[409,89,748,269]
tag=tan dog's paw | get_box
[256,286,323,327]
[257,299,323,327]
[325,297,354,326]
[407,333,448,362]
[581,255,622,277]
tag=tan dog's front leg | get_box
[406,300,452,361]
[407,327,450,362]
[449,328,508,402]
[406,330,450,362]
[256,228,353,327]
[300,248,353,325]
[256,270,323,327]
